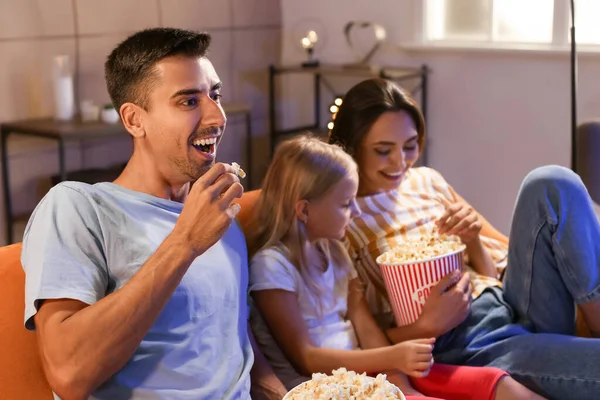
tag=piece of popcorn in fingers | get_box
[231,162,246,178]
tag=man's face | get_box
[141,56,226,183]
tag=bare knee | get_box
[495,376,547,400]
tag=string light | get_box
[327,95,344,132]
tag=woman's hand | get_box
[417,271,472,337]
[436,200,482,244]
[437,198,498,278]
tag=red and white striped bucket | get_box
[376,247,465,327]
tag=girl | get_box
[328,78,600,399]
[247,135,543,399]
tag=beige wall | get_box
[0,0,281,244]
[280,0,600,235]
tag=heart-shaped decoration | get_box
[344,21,387,65]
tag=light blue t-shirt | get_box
[21,181,253,400]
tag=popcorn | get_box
[285,368,404,400]
[231,162,246,178]
[378,235,464,264]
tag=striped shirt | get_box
[344,167,508,321]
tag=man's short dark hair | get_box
[105,27,211,111]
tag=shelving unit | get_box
[268,63,429,162]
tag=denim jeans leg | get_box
[435,166,600,399]
[503,165,600,334]
[466,330,600,400]
[435,288,600,400]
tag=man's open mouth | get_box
[191,137,217,154]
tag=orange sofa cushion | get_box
[0,243,53,399]
[236,189,260,237]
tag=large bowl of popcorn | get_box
[283,368,406,400]
[376,236,466,327]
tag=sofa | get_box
[0,189,590,399]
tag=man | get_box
[22,27,286,399]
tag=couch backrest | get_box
[0,243,53,399]
[236,189,260,236]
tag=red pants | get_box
[406,364,508,400]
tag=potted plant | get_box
[101,103,120,124]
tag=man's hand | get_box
[173,163,244,256]
[436,200,482,244]
[417,270,472,337]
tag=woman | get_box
[328,78,600,399]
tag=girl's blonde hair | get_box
[247,135,358,298]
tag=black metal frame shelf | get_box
[268,63,429,161]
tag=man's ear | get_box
[294,199,309,223]
[120,102,145,139]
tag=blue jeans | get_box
[434,165,600,400]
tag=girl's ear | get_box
[295,199,309,223]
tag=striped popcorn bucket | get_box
[376,246,465,327]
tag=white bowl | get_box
[283,376,407,400]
